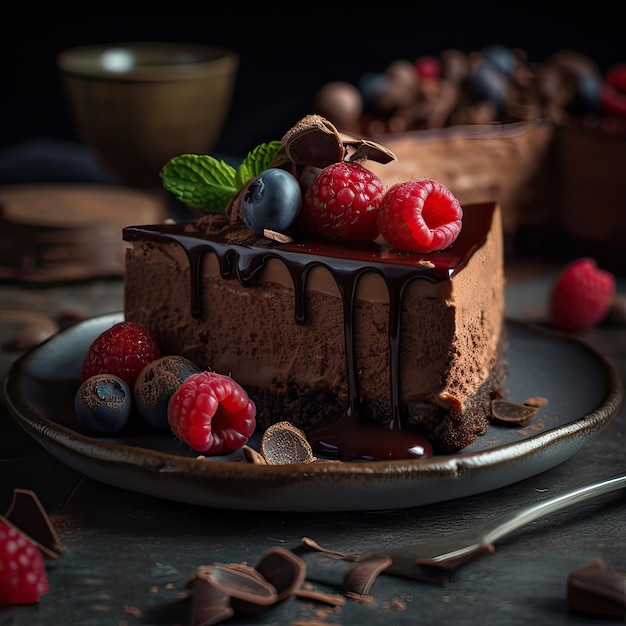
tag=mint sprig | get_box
[160,140,283,215]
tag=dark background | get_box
[0,12,622,161]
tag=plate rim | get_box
[4,313,624,509]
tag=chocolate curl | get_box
[281,114,346,167]
[343,554,393,596]
[214,564,276,609]
[190,549,310,625]
[3,488,62,559]
[253,547,307,602]
[295,536,391,596]
[191,567,235,626]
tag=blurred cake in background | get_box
[314,45,626,272]
[0,184,165,282]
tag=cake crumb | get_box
[123,604,142,617]
[523,396,549,407]
[295,588,346,607]
[345,591,377,605]
[382,597,408,611]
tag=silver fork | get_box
[297,473,626,590]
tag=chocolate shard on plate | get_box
[491,399,540,425]
[260,421,317,464]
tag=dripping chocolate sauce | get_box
[124,202,495,461]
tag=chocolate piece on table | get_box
[567,557,626,619]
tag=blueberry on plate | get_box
[134,355,201,430]
[75,374,132,434]
[241,168,302,235]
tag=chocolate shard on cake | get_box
[123,115,507,458]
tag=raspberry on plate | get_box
[300,161,384,241]
[377,178,463,253]
[549,257,616,332]
[168,371,256,454]
[0,518,49,606]
[80,321,160,388]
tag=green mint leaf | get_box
[161,154,237,214]
[234,141,282,188]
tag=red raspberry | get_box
[549,258,616,332]
[600,64,626,116]
[0,518,49,606]
[168,371,256,454]
[377,178,463,253]
[81,321,160,388]
[416,55,441,79]
[300,161,384,241]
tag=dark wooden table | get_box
[1,262,625,625]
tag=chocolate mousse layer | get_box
[123,201,505,455]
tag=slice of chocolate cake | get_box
[123,115,507,457]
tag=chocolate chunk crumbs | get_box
[385,597,409,611]
[123,605,143,617]
[522,396,549,408]
[263,229,294,243]
[294,588,346,607]
[567,557,626,618]
[491,399,541,425]
[346,591,377,605]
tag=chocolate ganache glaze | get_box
[123,200,498,461]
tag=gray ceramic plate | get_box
[4,313,623,512]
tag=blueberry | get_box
[75,374,132,434]
[481,45,517,77]
[466,61,509,104]
[573,74,602,111]
[134,355,201,430]
[241,168,302,235]
[358,71,389,111]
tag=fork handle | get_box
[483,473,626,546]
